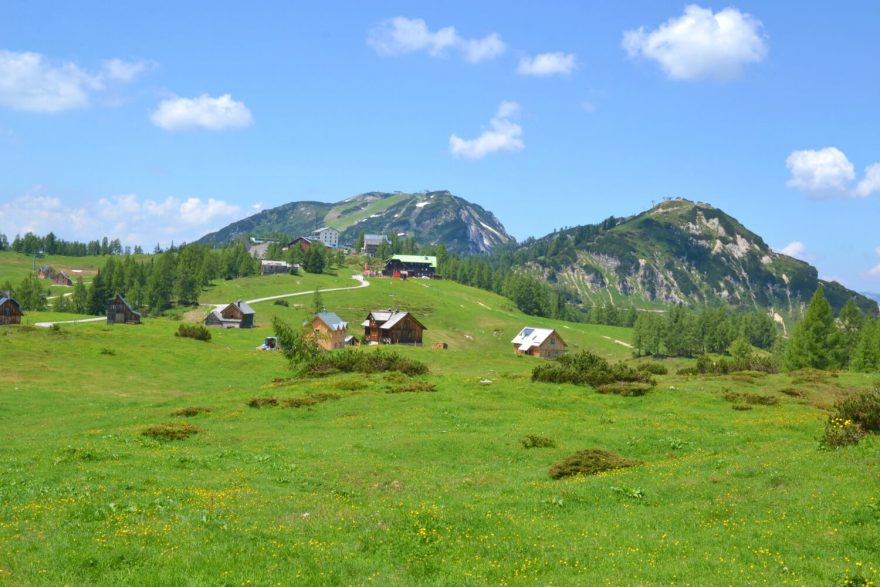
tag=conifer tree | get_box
[784,287,844,370]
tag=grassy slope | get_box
[0,250,106,287]
[325,193,411,232]
[0,269,879,585]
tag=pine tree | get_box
[838,299,864,366]
[71,277,89,314]
[784,287,845,370]
[852,318,880,372]
[312,289,324,315]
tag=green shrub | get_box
[99,347,116,356]
[779,387,805,398]
[334,379,369,391]
[248,397,279,408]
[834,387,880,433]
[142,423,201,441]
[596,382,653,396]
[731,404,753,411]
[283,393,340,408]
[637,362,668,375]
[820,417,865,449]
[676,367,699,376]
[273,299,289,307]
[176,323,211,342]
[521,435,556,449]
[387,381,436,394]
[306,348,429,377]
[532,350,655,388]
[721,391,779,406]
[171,406,211,417]
[549,449,642,479]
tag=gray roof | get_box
[233,301,255,315]
[380,312,409,330]
[361,309,426,331]
[363,234,388,244]
[315,311,347,331]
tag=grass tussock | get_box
[387,381,437,394]
[99,347,116,356]
[306,348,428,377]
[334,379,369,391]
[596,382,653,397]
[521,435,556,449]
[779,387,805,398]
[549,449,642,480]
[171,406,211,417]
[141,422,201,441]
[821,385,880,449]
[722,391,779,406]
[283,393,340,408]
[790,368,837,384]
[175,323,212,342]
[248,397,279,408]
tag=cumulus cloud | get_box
[779,241,809,260]
[622,5,767,81]
[785,147,880,198]
[0,50,151,112]
[449,101,524,160]
[151,94,253,131]
[368,17,505,63]
[0,189,244,248]
[517,52,577,76]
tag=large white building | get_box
[310,227,339,249]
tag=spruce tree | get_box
[838,299,864,365]
[784,287,845,370]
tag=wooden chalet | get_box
[260,260,295,275]
[511,327,567,359]
[0,295,23,326]
[287,237,313,252]
[383,255,437,278]
[362,234,389,256]
[38,265,54,280]
[204,301,255,328]
[308,311,349,350]
[362,309,426,345]
[107,294,141,325]
[53,272,73,286]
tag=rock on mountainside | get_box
[511,198,878,318]
[196,191,513,254]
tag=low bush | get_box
[176,323,211,342]
[596,382,653,397]
[334,379,369,391]
[695,354,778,375]
[142,422,201,441]
[171,406,211,417]
[248,397,279,408]
[637,362,668,375]
[731,404,753,411]
[790,368,837,384]
[676,366,699,376]
[306,348,429,377]
[549,449,642,480]
[387,381,437,394]
[283,393,340,408]
[721,391,779,406]
[521,435,556,449]
[532,350,655,388]
[821,417,865,449]
[273,299,289,307]
[834,386,880,433]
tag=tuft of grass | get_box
[521,435,556,449]
[596,382,652,396]
[334,379,369,391]
[171,406,211,417]
[387,381,437,394]
[99,347,115,356]
[732,404,753,411]
[141,422,201,441]
[273,299,289,307]
[248,397,279,408]
[722,391,779,406]
[549,448,642,480]
[283,393,340,408]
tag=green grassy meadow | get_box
[1,258,879,585]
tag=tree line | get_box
[1,231,146,257]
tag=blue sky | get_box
[1,1,879,289]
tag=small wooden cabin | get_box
[362,309,426,345]
[287,237,313,253]
[260,260,293,275]
[38,265,54,280]
[53,272,73,286]
[107,294,141,325]
[511,327,567,359]
[205,301,255,328]
[308,311,349,350]
[0,296,23,326]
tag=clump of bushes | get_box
[532,350,655,389]
[721,391,779,406]
[821,417,865,448]
[387,381,436,394]
[176,323,212,342]
[521,435,555,449]
[142,422,201,441]
[695,354,777,375]
[822,386,880,449]
[791,368,836,384]
[171,406,211,417]
[248,397,279,408]
[306,348,429,377]
[637,362,668,375]
[283,393,340,408]
[596,382,653,397]
[549,449,642,479]
[273,299,289,307]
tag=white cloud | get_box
[785,147,880,198]
[779,241,808,259]
[151,94,253,131]
[622,5,767,81]
[0,50,150,112]
[449,101,524,160]
[855,163,880,198]
[368,17,505,63]
[517,52,577,76]
[0,189,244,248]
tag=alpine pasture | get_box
[0,254,878,586]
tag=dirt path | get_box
[35,276,370,328]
